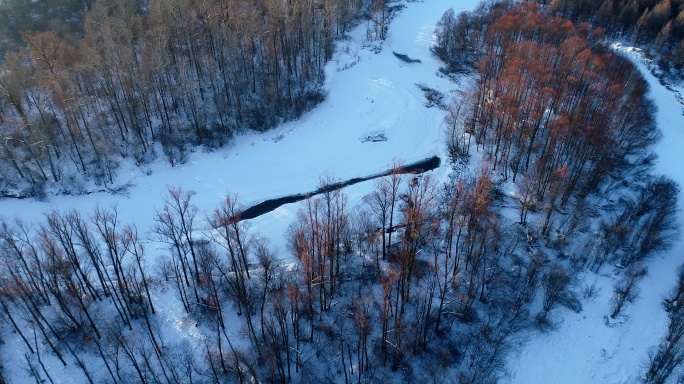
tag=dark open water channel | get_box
[235,156,441,221]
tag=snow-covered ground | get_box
[2,0,684,382]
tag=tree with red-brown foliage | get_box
[438,2,659,238]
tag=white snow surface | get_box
[1,0,684,383]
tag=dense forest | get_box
[543,0,684,73]
[436,0,684,75]
[2,0,682,198]
[0,0,92,52]
[0,0,387,197]
[438,1,660,228]
[0,1,680,383]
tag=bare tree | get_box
[538,263,570,321]
[515,170,539,226]
[254,235,278,343]
[152,188,201,310]
[623,177,680,266]
[365,166,403,262]
[610,264,647,318]
[208,194,259,346]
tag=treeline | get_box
[0,0,380,197]
[0,169,545,383]
[438,2,661,238]
[435,0,684,75]
[438,2,682,381]
[0,169,675,383]
[544,0,684,73]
